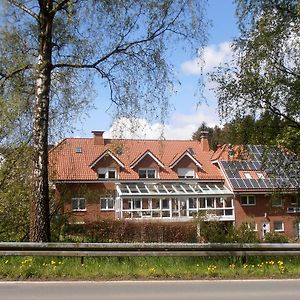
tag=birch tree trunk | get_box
[30,2,53,242]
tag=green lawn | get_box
[1,256,300,280]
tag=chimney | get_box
[199,131,209,152]
[92,130,105,145]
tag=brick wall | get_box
[235,193,299,240]
[56,182,116,223]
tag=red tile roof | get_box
[49,138,223,181]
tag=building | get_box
[49,131,299,239]
[49,131,234,225]
[212,144,300,239]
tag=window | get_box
[291,195,299,206]
[162,199,169,209]
[100,197,114,210]
[272,197,283,207]
[75,147,82,153]
[294,222,300,239]
[241,195,256,206]
[138,168,156,179]
[189,198,197,209]
[274,221,284,232]
[177,168,195,179]
[256,172,265,179]
[243,172,252,179]
[206,197,214,208]
[133,199,141,209]
[98,168,117,179]
[72,198,86,211]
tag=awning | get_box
[116,182,233,197]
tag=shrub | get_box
[264,233,289,243]
[226,223,259,243]
[63,220,197,243]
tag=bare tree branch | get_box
[7,0,39,21]
[50,0,72,15]
[53,7,180,71]
[0,64,33,86]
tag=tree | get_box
[0,145,31,241]
[0,1,208,241]
[211,0,300,154]
[192,113,286,149]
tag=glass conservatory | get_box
[114,182,234,221]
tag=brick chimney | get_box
[92,130,105,145]
[199,131,209,152]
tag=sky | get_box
[74,0,239,140]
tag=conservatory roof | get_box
[116,182,233,197]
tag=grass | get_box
[0,256,300,280]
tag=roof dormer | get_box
[169,150,202,169]
[130,150,164,169]
[89,150,125,170]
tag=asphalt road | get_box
[1,280,300,300]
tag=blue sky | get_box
[74,1,239,140]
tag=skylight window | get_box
[257,172,265,179]
[243,172,252,179]
[75,147,82,153]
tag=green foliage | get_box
[63,220,197,243]
[197,221,230,243]
[264,233,289,243]
[193,113,284,150]
[1,0,208,241]
[227,222,259,243]
[197,220,259,243]
[211,0,300,154]
[0,256,299,280]
[0,146,31,241]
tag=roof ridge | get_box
[64,137,200,142]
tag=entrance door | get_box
[262,223,270,238]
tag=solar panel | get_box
[250,179,259,188]
[243,179,254,188]
[230,179,240,189]
[240,161,249,170]
[221,144,299,191]
[257,179,267,188]
[236,179,246,189]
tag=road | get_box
[0,280,300,300]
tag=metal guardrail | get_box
[0,242,300,257]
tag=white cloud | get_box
[181,41,233,75]
[104,105,220,140]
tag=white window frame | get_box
[243,172,252,179]
[274,221,284,232]
[98,167,117,179]
[256,172,265,179]
[177,168,196,179]
[241,195,256,206]
[75,147,82,153]
[138,168,157,179]
[100,197,114,211]
[72,198,86,211]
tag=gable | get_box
[170,150,202,169]
[130,150,164,169]
[89,150,125,170]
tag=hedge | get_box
[64,220,197,243]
